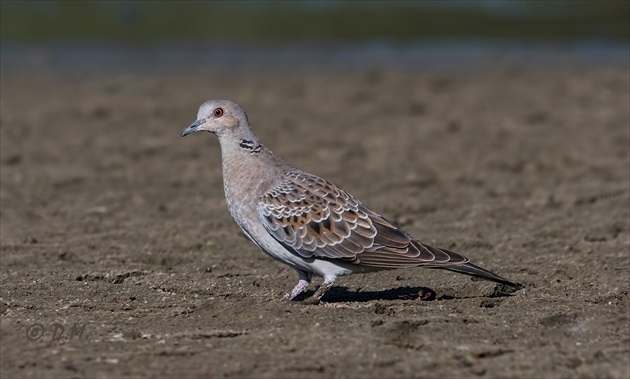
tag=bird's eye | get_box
[214,108,224,117]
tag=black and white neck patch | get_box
[239,139,263,154]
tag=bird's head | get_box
[181,99,253,140]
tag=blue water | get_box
[1,41,628,73]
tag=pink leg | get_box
[285,279,310,300]
[284,270,312,301]
[303,277,335,305]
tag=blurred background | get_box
[1,3,630,379]
[1,0,628,72]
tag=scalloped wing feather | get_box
[257,172,469,268]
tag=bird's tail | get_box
[443,262,519,288]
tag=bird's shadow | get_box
[293,285,516,303]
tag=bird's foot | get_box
[302,279,334,305]
[284,279,310,301]
[398,287,436,301]
[302,296,322,305]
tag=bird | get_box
[181,99,518,304]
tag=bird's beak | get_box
[181,119,205,137]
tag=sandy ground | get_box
[1,63,629,378]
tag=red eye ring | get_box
[214,108,224,117]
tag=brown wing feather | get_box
[257,172,467,268]
[258,172,375,258]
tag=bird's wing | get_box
[257,172,468,268]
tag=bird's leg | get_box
[284,270,312,301]
[285,280,310,300]
[303,277,335,305]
